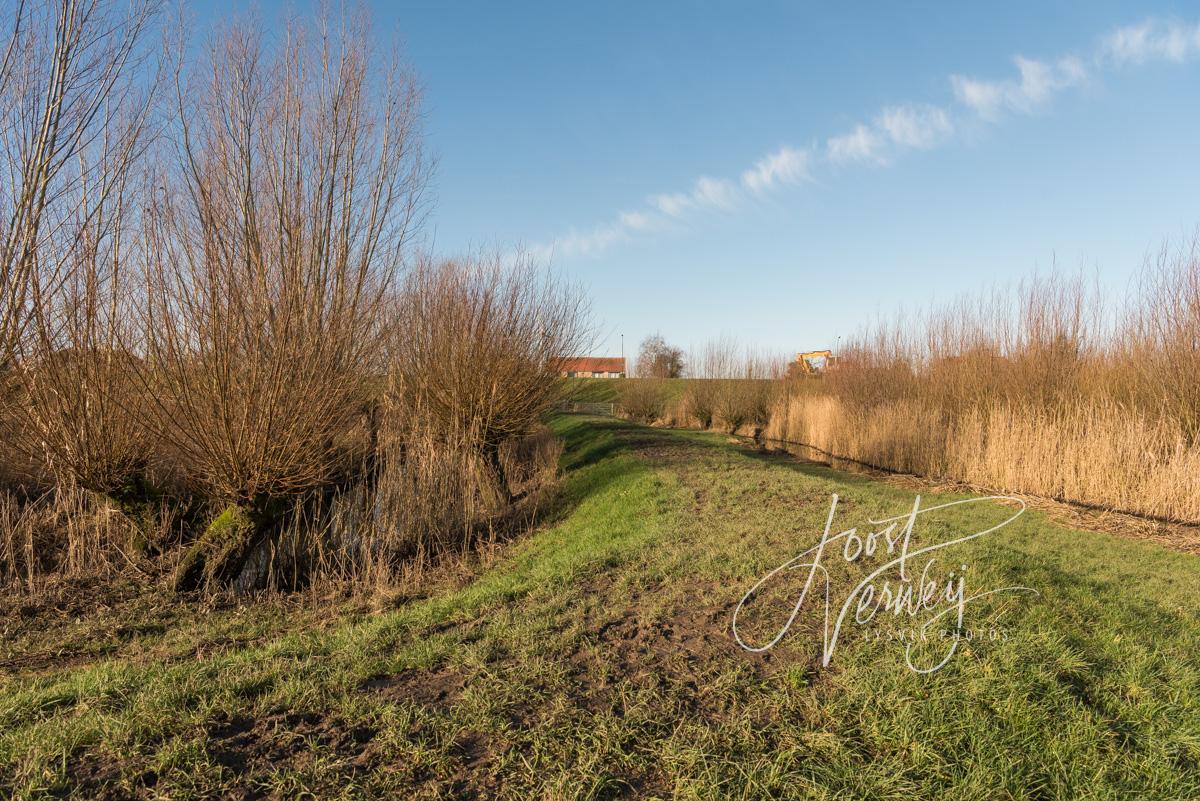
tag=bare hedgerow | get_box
[134,12,428,592]
[715,351,783,440]
[388,252,589,503]
[684,338,738,428]
[619,379,667,424]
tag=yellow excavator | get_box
[795,349,836,376]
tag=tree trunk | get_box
[484,443,513,505]
[172,501,282,593]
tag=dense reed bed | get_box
[766,244,1200,522]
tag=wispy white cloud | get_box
[741,146,811,192]
[827,104,955,165]
[827,124,885,164]
[648,191,690,218]
[543,153,807,260]
[877,104,954,149]
[534,17,1198,261]
[650,175,739,218]
[537,221,628,261]
[952,55,1087,119]
[693,176,738,210]
[1102,19,1200,64]
[617,210,656,232]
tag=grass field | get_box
[563,376,691,405]
[2,417,1199,799]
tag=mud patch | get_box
[361,663,466,707]
[562,574,813,725]
[207,710,379,794]
[0,643,120,675]
[58,750,136,801]
[441,730,503,799]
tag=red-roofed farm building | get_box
[559,357,626,379]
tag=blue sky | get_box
[195,2,1200,359]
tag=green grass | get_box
[564,376,692,405]
[1,417,1198,799]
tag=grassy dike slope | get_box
[2,417,1199,799]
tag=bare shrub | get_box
[0,4,584,594]
[300,416,563,590]
[388,253,588,502]
[715,351,783,439]
[716,379,776,438]
[136,13,427,592]
[684,381,718,428]
[0,0,160,502]
[684,338,738,428]
[1127,238,1200,437]
[619,379,667,423]
[716,380,749,433]
[14,178,156,501]
[0,0,168,582]
[659,392,691,427]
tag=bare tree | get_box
[0,0,159,374]
[635,333,684,378]
[3,0,164,506]
[135,11,428,591]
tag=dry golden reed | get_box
[764,245,1200,523]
